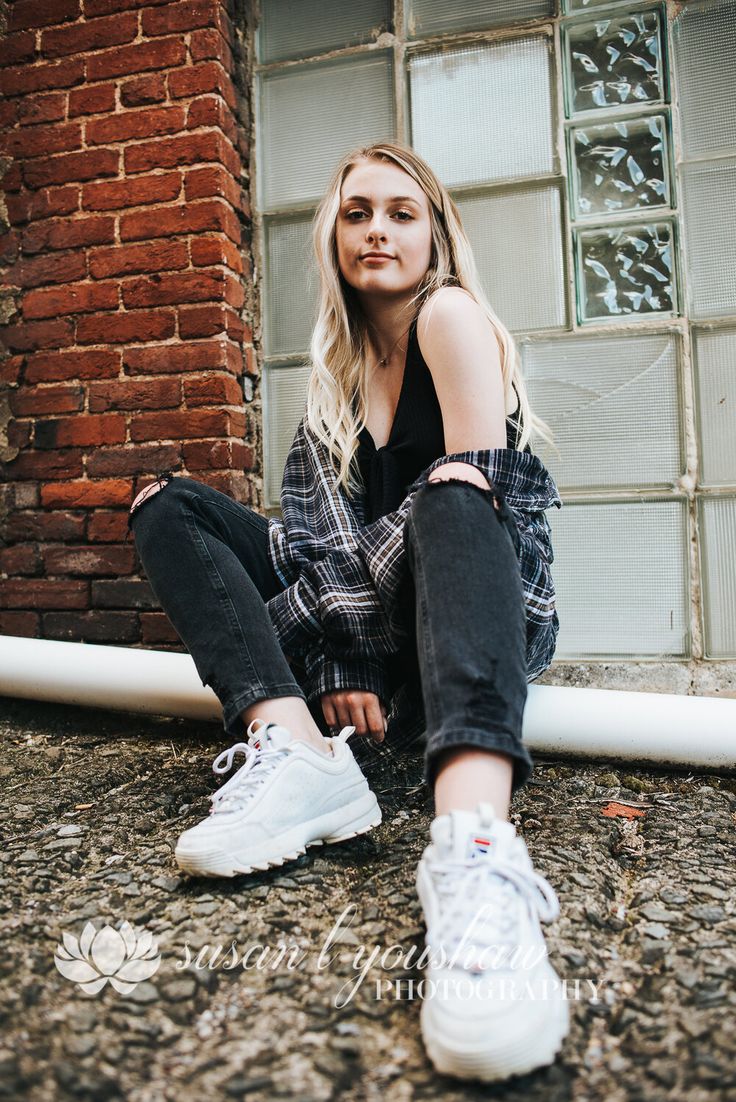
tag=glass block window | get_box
[255,0,736,662]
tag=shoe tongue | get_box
[430,801,517,863]
[250,724,293,752]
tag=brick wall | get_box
[0,0,256,649]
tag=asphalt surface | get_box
[0,695,734,1101]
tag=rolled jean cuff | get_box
[424,727,534,796]
[221,681,307,741]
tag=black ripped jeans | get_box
[127,474,533,794]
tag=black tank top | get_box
[356,317,527,523]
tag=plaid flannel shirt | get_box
[266,416,562,730]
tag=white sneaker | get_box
[416,800,569,1082]
[175,718,381,877]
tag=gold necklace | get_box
[373,324,411,369]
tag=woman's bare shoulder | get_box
[416,286,481,338]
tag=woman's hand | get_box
[321,690,387,744]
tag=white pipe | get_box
[0,635,734,771]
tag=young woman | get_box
[127,141,567,1082]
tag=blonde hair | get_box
[305,140,555,497]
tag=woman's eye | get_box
[394,210,413,221]
[346,210,367,220]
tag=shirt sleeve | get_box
[301,648,394,707]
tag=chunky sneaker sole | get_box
[174,721,381,878]
[420,968,569,1082]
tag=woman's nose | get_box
[366,215,388,241]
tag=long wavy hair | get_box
[305,141,555,497]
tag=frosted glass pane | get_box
[673,0,736,159]
[548,501,689,657]
[522,332,682,491]
[564,0,637,9]
[576,221,676,320]
[410,38,554,187]
[259,55,395,210]
[700,497,736,657]
[259,0,390,64]
[564,11,665,116]
[264,364,311,506]
[571,114,671,216]
[681,157,736,319]
[264,216,318,356]
[409,0,554,38]
[456,186,566,332]
[693,329,736,486]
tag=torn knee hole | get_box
[425,475,501,511]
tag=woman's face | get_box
[335,159,433,301]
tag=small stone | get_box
[64,1034,96,1057]
[689,904,725,923]
[120,981,158,1004]
[57,824,84,837]
[17,850,39,863]
[161,977,197,1002]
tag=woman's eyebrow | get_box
[341,194,421,205]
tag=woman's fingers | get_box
[364,695,385,743]
[321,695,337,729]
[320,691,386,743]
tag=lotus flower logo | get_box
[54,921,161,995]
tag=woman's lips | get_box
[361,255,394,263]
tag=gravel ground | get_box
[0,696,734,1102]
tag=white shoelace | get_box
[208,735,290,815]
[429,855,560,973]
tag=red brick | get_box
[140,611,181,644]
[22,214,115,254]
[182,439,251,469]
[43,611,139,642]
[183,373,242,407]
[167,61,236,110]
[77,309,176,344]
[23,147,119,189]
[0,58,85,98]
[4,317,75,352]
[5,185,80,227]
[68,83,117,118]
[34,414,126,449]
[123,338,233,375]
[2,30,38,65]
[42,543,135,575]
[87,36,187,82]
[0,579,88,609]
[0,229,20,265]
[88,511,131,541]
[124,130,240,177]
[121,268,225,309]
[0,356,25,387]
[18,92,67,126]
[4,449,85,480]
[41,479,131,508]
[189,28,233,68]
[23,280,119,320]
[185,94,237,144]
[4,121,82,160]
[7,250,87,290]
[0,611,40,636]
[190,234,243,274]
[42,12,138,59]
[8,0,81,32]
[86,441,180,477]
[25,347,120,383]
[0,543,42,575]
[89,238,188,278]
[6,511,86,540]
[142,0,223,37]
[130,408,244,442]
[86,105,186,145]
[82,171,181,212]
[120,72,167,107]
[11,385,84,416]
[223,273,244,309]
[184,164,245,211]
[88,376,181,412]
[6,420,32,451]
[120,199,241,244]
[0,100,19,128]
[178,304,245,341]
[84,0,172,15]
